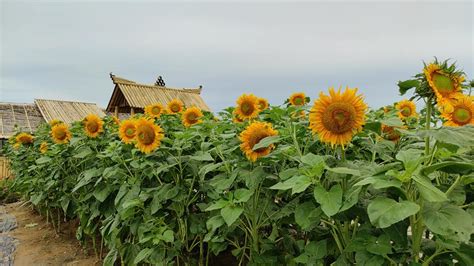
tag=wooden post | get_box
[130,108,135,116]
[114,106,119,117]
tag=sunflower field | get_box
[4,59,474,265]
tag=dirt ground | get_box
[6,202,100,266]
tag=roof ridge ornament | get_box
[155,76,166,87]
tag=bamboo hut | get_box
[106,74,210,117]
[0,102,45,178]
[35,99,106,124]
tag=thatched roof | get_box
[106,74,210,113]
[35,99,106,124]
[0,102,45,139]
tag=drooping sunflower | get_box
[16,132,34,145]
[167,99,184,114]
[289,92,307,106]
[182,107,203,127]
[145,103,164,119]
[39,141,48,154]
[233,110,244,123]
[309,87,367,147]
[239,121,278,162]
[83,114,104,138]
[134,118,164,154]
[257,98,269,111]
[395,99,417,120]
[235,94,260,120]
[119,119,137,144]
[424,63,465,102]
[51,123,72,144]
[441,96,474,127]
[49,119,62,127]
[381,124,403,142]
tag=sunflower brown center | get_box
[259,102,266,109]
[137,125,155,145]
[241,102,254,115]
[55,130,66,140]
[152,106,161,115]
[453,107,471,124]
[186,113,198,123]
[401,106,412,117]
[322,103,356,134]
[432,73,454,95]
[125,127,135,137]
[86,121,99,133]
[171,104,180,112]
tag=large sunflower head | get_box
[134,118,164,154]
[239,121,278,162]
[145,103,164,119]
[167,99,184,114]
[395,99,417,120]
[51,123,72,144]
[119,119,137,144]
[182,107,203,127]
[257,98,269,111]
[83,114,104,138]
[16,132,34,145]
[441,96,474,127]
[235,94,260,120]
[309,87,367,147]
[289,92,307,106]
[424,63,465,101]
[39,141,48,154]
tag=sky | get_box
[1,0,472,112]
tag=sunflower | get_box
[235,94,260,120]
[257,98,269,111]
[233,110,244,123]
[395,99,417,120]
[39,141,48,154]
[145,103,164,119]
[51,123,72,144]
[49,119,62,127]
[239,121,278,162]
[383,106,394,113]
[182,107,203,127]
[119,119,137,144]
[289,92,307,106]
[381,124,402,142]
[134,118,164,154]
[441,96,474,127]
[13,143,21,150]
[424,63,465,101]
[83,114,104,138]
[112,116,120,125]
[309,87,367,147]
[167,99,184,114]
[16,132,34,145]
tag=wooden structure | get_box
[35,99,106,124]
[0,102,45,178]
[106,74,210,116]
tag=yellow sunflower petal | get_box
[239,121,278,162]
[395,99,417,120]
[51,123,72,144]
[16,132,34,145]
[167,99,184,114]
[235,94,260,120]
[441,95,474,127]
[309,87,367,147]
[145,103,164,118]
[134,118,164,154]
[39,141,48,154]
[83,114,104,138]
[289,92,307,106]
[257,98,269,111]
[182,107,203,127]
[119,119,137,144]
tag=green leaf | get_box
[294,201,322,230]
[72,168,101,192]
[380,117,404,127]
[422,203,473,243]
[252,136,280,151]
[412,175,447,202]
[313,184,342,217]
[422,161,474,176]
[205,199,229,211]
[366,235,392,256]
[103,249,118,266]
[60,197,70,213]
[300,153,325,167]
[354,175,402,189]
[417,126,474,148]
[233,189,253,203]
[134,248,152,264]
[73,147,93,159]
[162,230,174,243]
[220,205,243,226]
[35,156,51,164]
[368,198,420,228]
[190,151,214,162]
[93,185,113,202]
[270,175,312,195]
[396,149,423,172]
[326,167,360,176]
[398,79,420,95]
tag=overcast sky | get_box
[1,1,472,112]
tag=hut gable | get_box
[106,74,210,114]
[35,99,106,124]
[0,102,45,139]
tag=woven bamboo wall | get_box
[0,157,12,179]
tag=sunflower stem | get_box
[340,146,346,161]
[424,98,432,156]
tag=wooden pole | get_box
[130,108,135,116]
[114,106,119,117]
